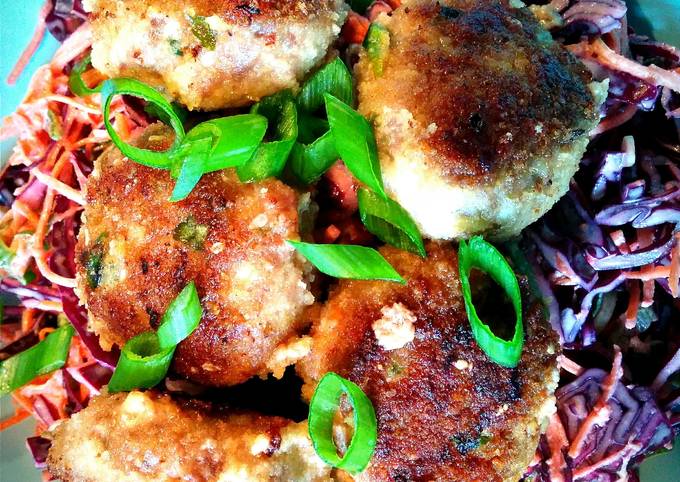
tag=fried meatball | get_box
[47,390,332,482]
[76,124,314,386]
[355,0,606,240]
[84,0,348,110]
[297,243,559,482]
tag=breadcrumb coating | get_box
[298,243,560,481]
[47,390,332,482]
[356,0,605,240]
[76,124,314,386]
[84,0,348,110]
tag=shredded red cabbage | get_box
[45,0,87,42]
[520,1,680,480]
[25,436,51,469]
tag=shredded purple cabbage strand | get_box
[520,0,680,480]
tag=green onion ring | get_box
[458,237,524,368]
[308,372,377,473]
[100,78,185,169]
[357,188,426,257]
[108,282,202,393]
[68,53,102,97]
[0,325,75,395]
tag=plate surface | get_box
[1,1,679,481]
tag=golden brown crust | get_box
[86,0,348,110]
[47,390,332,482]
[76,125,313,386]
[357,0,598,186]
[298,243,559,481]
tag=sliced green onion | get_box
[297,114,329,144]
[324,93,386,198]
[458,237,524,368]
[170,136,212,202]
[108,282,202,392]
[69,53,102,97]
[364,24,390,76]
[156,281,203,349]
[288,130,339,185]
[308,372,377,473]
[107,332,175,393]
[288,241,404,283]
[298,58,354,113]
[237,91,298,182]
[46,109,63,141]
[188,14,216,50]
[0,325,75,395]
[101,78,185,169]
[179,115,268,174]
[357,188,425,257]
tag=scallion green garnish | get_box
[108,282,202,392]
[288,130,339,185]
[298,58,354,114]
[364,23,390,76]
[173,216,208,250]
[357,188,425,257]
[308,372,377,473]
[69,53,102,97]
[458,237,524,368]
[288,241,404,283]
[101,78,185,169]
[155,281,203,349]
[0,325,75,395]
[101,77,267,200]
[297,114,329,144]
[188,14,216,50]
[237,90,298,182]
[324,93,386,198]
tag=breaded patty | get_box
[355,0,606,240]
[84,0,348,110]
[47,390,332,482]
[297,243,559,481]
[76,124,314,386]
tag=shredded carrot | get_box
[0,409,31,431]
[670,232,680,297]
[20,308,37,333]
[624,281,640,329]
[558,354,584,376]
[568,348,623,459]
[31,167,85,205]
[342,11,370,44]
[545,413,570,482]
[38,327,56,341]
[625,265,670,281]
[6,1,51,85]
[610,230,630,254]
[642,279,655,308]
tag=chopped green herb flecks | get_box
[47,109,63,141]
[85,234,106,289]
[174,216,208,250]
[364,23,390,76]
[169,38,183,56]
[189,15,216,50]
